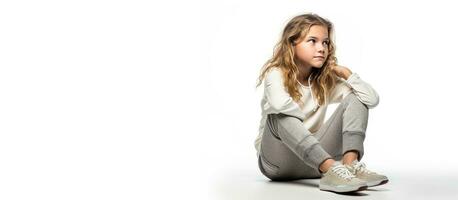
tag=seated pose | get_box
[254,13,388,193]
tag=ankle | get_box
[342,160,356,166]
[342,150,360,165]
[319,159,336,173]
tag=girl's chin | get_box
[314,61,326,68]
[311,64,324,68]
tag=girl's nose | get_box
[317,46,325,53]
[316,43,325,52]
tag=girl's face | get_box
[293,25,330,69]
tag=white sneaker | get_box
[319,162,368,193]
[345,160,389,187]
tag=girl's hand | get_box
[330,64,353,80]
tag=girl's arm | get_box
[329,69,380,108]
[264,68,306,121]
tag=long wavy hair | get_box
[256,13,339,108]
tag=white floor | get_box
[207,167,458,200]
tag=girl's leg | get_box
[314,93,369,163]
[258,113,332,181]
[315,94,388,187]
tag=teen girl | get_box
[254,13,388,193]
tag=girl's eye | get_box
[308,39,329,46]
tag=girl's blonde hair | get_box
[256,13,339,108]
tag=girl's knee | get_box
[344,93,368,110]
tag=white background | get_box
[201,0,458,199]
[0,0,457,199]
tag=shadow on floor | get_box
[265,179,370,196]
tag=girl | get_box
[254,13,388,193]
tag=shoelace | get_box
[332,164,356,180]
[353,162,375,174]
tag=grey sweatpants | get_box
[258,93,369,181]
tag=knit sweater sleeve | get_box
[264,68,306,121]
[329,73,380,108]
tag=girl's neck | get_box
[296,63,313,85]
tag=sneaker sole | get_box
[319,184,368,193]
[368,179,389,187]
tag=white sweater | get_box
[254,68,379,156]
